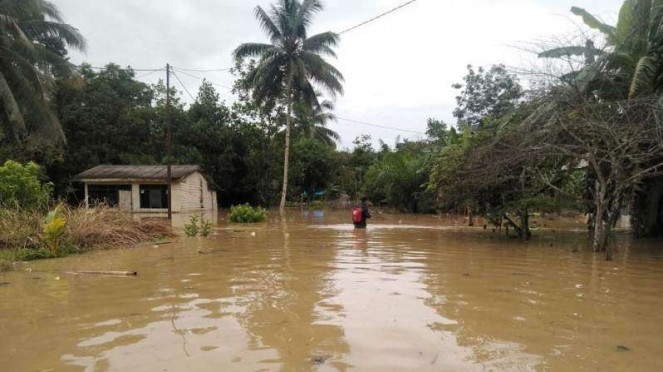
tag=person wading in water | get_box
[352,197,371,228]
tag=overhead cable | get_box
[337,117,425,135]
[338,0,419,35]
[171,70,196,101]
[172,68,233,90]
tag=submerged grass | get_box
[0,205,173,270]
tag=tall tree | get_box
[233,0,344,213]
[0,0,85,148]
[452,65,523,130]
[293,99,340,146]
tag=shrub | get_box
[200,218,212,237]
[0,161,52,209]
[229,204,267,223]
[184,215,199,237]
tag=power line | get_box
[76,64,165,72]
[171,70,196,101]
[172,66,232,72]
[172,68,233,90]
[336,117,425,135]
[135,69,165,79]
[338,0,419,35]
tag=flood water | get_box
[1,211,662,371]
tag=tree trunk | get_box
[519,209,530,241]
[593,198,606,252]
[279,69,295,215]
[604,194,623,261]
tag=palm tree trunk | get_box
[279,69,295,214]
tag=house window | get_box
[88,184,131,207]
[139,185,168,209]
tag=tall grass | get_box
[0,205,172,270]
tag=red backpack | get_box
[352,206,363,223]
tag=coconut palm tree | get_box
[293,99,340,146]
[233,0,343,213]
[0,0,86,145]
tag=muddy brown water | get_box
[1,211,662,371]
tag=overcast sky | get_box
[54,0,623,149]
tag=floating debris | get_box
[311,356,328,365]
[63,270,137,276]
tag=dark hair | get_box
[361,197,368,202]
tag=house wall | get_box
[172,172,217,212]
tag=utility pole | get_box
[166,63,173,220]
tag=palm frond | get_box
[2,43,47,92]
[233,43,278,61]
[319,99,334,111]
[0,14,35,51]
[299,51,343,95]
[254,6,282,43]
[297,0,323,35]
[315,126,340,145]
[0,70,26,138]
[271,1,295,38]
[34,0,64,22]
[304,32,339,57]
[20,20,86,51]
[250,55,287,103]
[0,0,82,145]
[629,55,658,98]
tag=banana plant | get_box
[539,0,663,101]
[42,204,67,255]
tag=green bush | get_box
[184,215,199,237]
[200,219,212,237]
[229,204,267,223]
[0,161,52,209]
[184,215,213,237]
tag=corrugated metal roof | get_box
[74,165,201,180]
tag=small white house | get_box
[75,165,217,213]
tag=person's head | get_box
[361,197,369,203]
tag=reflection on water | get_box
[0,211,662,371]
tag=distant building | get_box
[75,165,217,213]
